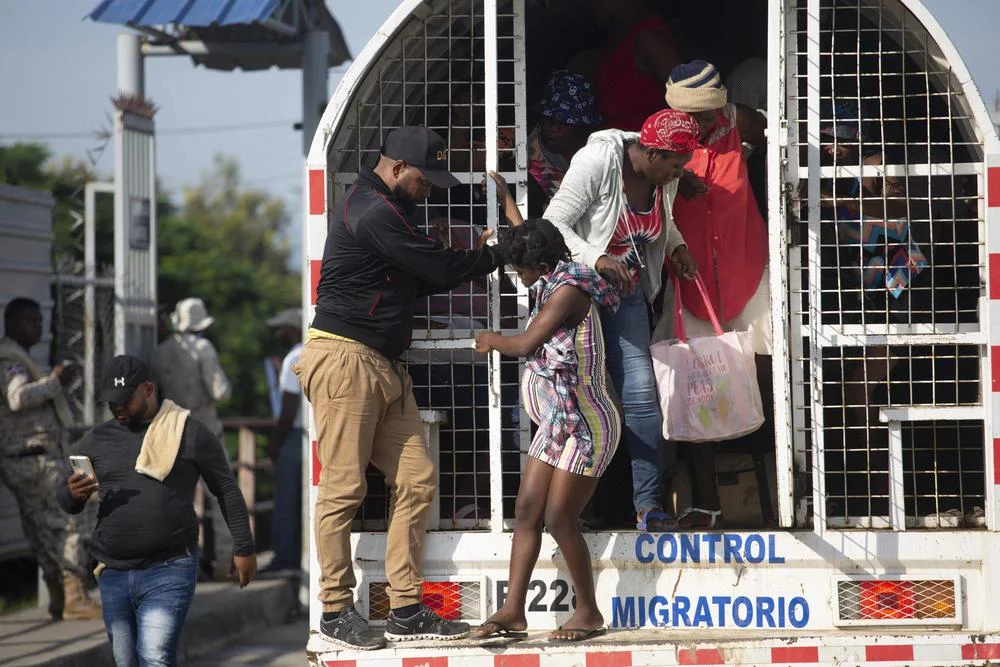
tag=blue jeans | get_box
[98,552,198,667]
[600,289,674,513]
[271,428,303,569]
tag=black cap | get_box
[99,355,153,404]
[382,126,460,189]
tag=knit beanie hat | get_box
[665,60,728,113]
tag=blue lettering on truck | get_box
[635,533,786,564]
[611,595,810,629]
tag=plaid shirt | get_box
[526,261,620,464]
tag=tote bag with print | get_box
[650,275,764,442]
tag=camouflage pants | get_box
[0,454,92,580]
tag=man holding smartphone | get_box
[0,297,102,621]
[58,354,256,667]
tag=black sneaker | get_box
[384,605,470,642]
[320,605,386,650]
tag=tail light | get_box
[836,578,959,626]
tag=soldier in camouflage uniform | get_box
[0,297,102,620]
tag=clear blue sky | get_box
[1,0,997,237]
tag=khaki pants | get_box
[295,338,436,612]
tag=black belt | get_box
[4,447,48,459]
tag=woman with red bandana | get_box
[499,109,701,532]
[655,59,771,530]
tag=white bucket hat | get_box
[170,297,214,333]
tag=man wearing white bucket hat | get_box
[152,297,234,578]
[152,298,231,439]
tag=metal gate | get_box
[313,0,530,531]
[775,0,998,531]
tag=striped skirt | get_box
[521,367,621,477]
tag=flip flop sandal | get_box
[636,509,678,531]
[677,507,722,529]
[471,620,528,640]
[550,626,608,642]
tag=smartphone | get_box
[69,455,96,480]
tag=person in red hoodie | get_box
[654,60,771,529]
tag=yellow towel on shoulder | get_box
[135,399,190,481]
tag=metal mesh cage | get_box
[786,0,989,529]
[836,578,958,623]
[328,0,529,531]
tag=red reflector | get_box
[859,581,916,619]
[422,582,462,620]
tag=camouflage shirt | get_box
[0,336,64,456]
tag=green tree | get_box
[158,155,300,419]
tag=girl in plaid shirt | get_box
[472,219,621,642]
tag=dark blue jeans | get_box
[98,551,198,667]
[600,289,675,514]
[270,428,303,569]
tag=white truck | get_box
[302,0,1000,664]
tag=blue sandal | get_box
[636,509,678,531]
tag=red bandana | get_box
[639,109,700,154]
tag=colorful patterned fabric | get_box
[527,127,569,200]
[639,109,700,154]
[837,179,928,299]
[539,70,601,127]
[606,186,664,285]
[522,261,621,475]
[821,99,864,141]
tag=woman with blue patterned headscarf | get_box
[526,70,602,213]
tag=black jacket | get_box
[57,417,253,570]
[311,169,502,360]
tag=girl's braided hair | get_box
[496,218,571,271]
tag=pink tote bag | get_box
[650,275,764,442]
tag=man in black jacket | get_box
[298,126,503,649]
[58,355,256,666]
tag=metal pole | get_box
[484,0,502,534]
[767,0,794,528]
[115,33,143,356]
[301,31,329,156]
[83,184,96,426]
[116,32,144,97]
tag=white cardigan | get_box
[542,129,686,301]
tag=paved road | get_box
[186,618,309,666]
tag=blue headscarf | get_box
[821,99,865,140]
[539,70,601,127]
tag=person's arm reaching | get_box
[633,28,682,84]
[191,421,256,586]
[4,363,71,411]
[475,285,591,358]
[356,207,503,286]
[735,103,767,151]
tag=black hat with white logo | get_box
[99,355,153,404]
[381,126,460,189]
